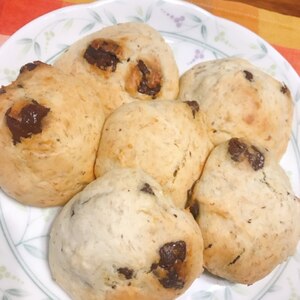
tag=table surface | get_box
[226,0,300,17]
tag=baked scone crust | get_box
[0,62,105,207]
[191,138,300,284]
[55,22,179,116]
[94,100,213,208]
[178,58,293,160]
[49,168,203,300]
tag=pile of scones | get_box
[0,23,299,300]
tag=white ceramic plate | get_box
[0,0,299,299]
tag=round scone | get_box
[54,22,179,116]
[94,100,213,208]
[178,57,293,160]
[190,138,300,284]
[0,61,105,207]
[49,168,204,300]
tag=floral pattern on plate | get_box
[0,0,299,299]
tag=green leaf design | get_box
[23,243,46,260]
[212,51,219,59]
[191,290,213,300]
[188,14,202,24]
[259,41,268,54]
[80,23,95,35]
[268,285,281,293]
[251,53,267,60]
[145,4,153,22]
[63,19,73,30]
[16,38,33,45]
[57,44,69,51]
[214,31,225,42]
[156,0,166,6]
[34,42,41,58]
[201,24,207,40]
[21,43,32,55]
[104,10,117,25]
[293,251,300,262]
[89,9,102,23]
[136,6,143,17]
[224,287,233,300]
[128,16,144,23]
[6,289,29,297]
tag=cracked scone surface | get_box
[178,57,293,160]
[54,22,179,116]
[0,61,105,207]
[94,100,213,208]
[191,138,300,284]
[49,168,203,300]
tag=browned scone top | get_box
[94,100,213,208]
[191,138,300,284]
[49,168,204,300]
[54,22,179,116]
[0,61,105,207]
[178,57,293,160]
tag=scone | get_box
[49,168,203,300]
[190,138,300,284]
[0,61,105,207]
[178,58,293,160]
[94,100,213,208]
[54,22,179,116]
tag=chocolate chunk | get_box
[280,83,289,94]
[117,267,133,280]
[228,138,247,162]
[151,241,186,290]
[159,241,186,269]
[150,263,158,272]
[159,269,184,289]
[228,138,264,170]
[84,39,121,72]
[243,70,254,82]
[137,60,161,97]
[245,145,264,171]
[137,60,149,74]
[140,183,155,196]
[70,208,75,217]
[173,168,178,177]
[189,201,199,220]
[184,101,199,118]
[205,244,213,250]
[228,254,241,265]
[5,100,50,145]
[185,183,199,220]
[20,61,42,73]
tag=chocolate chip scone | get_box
[190,138,300,284]
[49,168,203,300]
[94,100,213,208]
[0,61,105,207]
[54,22,179,116]
[178,58,293,160]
